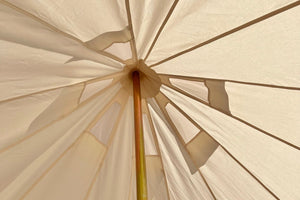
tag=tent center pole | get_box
[132,71,148,200]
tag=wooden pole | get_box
[132,71,148,200]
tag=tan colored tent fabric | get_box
[0,0,300,199]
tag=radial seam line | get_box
[163,83,300,151]
[149,1,300,67]
[19,134,85,200]
[144,0,179,61]
[0,0,124,64]
[83,95,129,200]
[158,74,300,91]
[18,87,124,199]
[144,100,172,200]
[160,91,280,200]
[125,0,138,62]
[184,131,202,147]
[77,83,86,105]
[154,95,216,200]
[86,132,106,147]
[0,70,124,104]
[199,169,217,200]
[0,80,121,154]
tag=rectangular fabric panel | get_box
[146,156,169,200]
[23,133,106,200]
[87,97,134,200]
[186,131,218,168]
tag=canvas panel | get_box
[165,104,199,143]
[23,133,106,200]
[90,102,121,145]
[186,131,218,168]
[86,97,134,200]
[201,147,276,200]
[153,5,300,88]
[205,80,230,114]
[128,156,137,200]
[80,79,113,103]
[129,0,174,58]
[0,89,61,150]
[146,0,296,65]
[148,99,213,200]
[146,156,169,200]
[27,84,84,129]
[0,83,84,150]
[0,1,299,200]
[161,85,300,199]
[5,0,128,41]
[0,39,119,102]
[0,84,121,199]
[225,82,300,147]
[143,114,158,155]
[170,78,209,103]
[104,42,132,61]
[0,3,122,69]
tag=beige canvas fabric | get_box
[161,85,300,199]
[165,104,199,143]
[148,99,214,200]
[170,78,209,103]
[153,5,300,88]
[23,133,106,200]
[142,114,158,155]
[201,147,276,200]
[0,0,299,199]
[146,0,297,65]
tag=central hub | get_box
[121,59,161,99]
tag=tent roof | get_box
[0,0,300,199]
